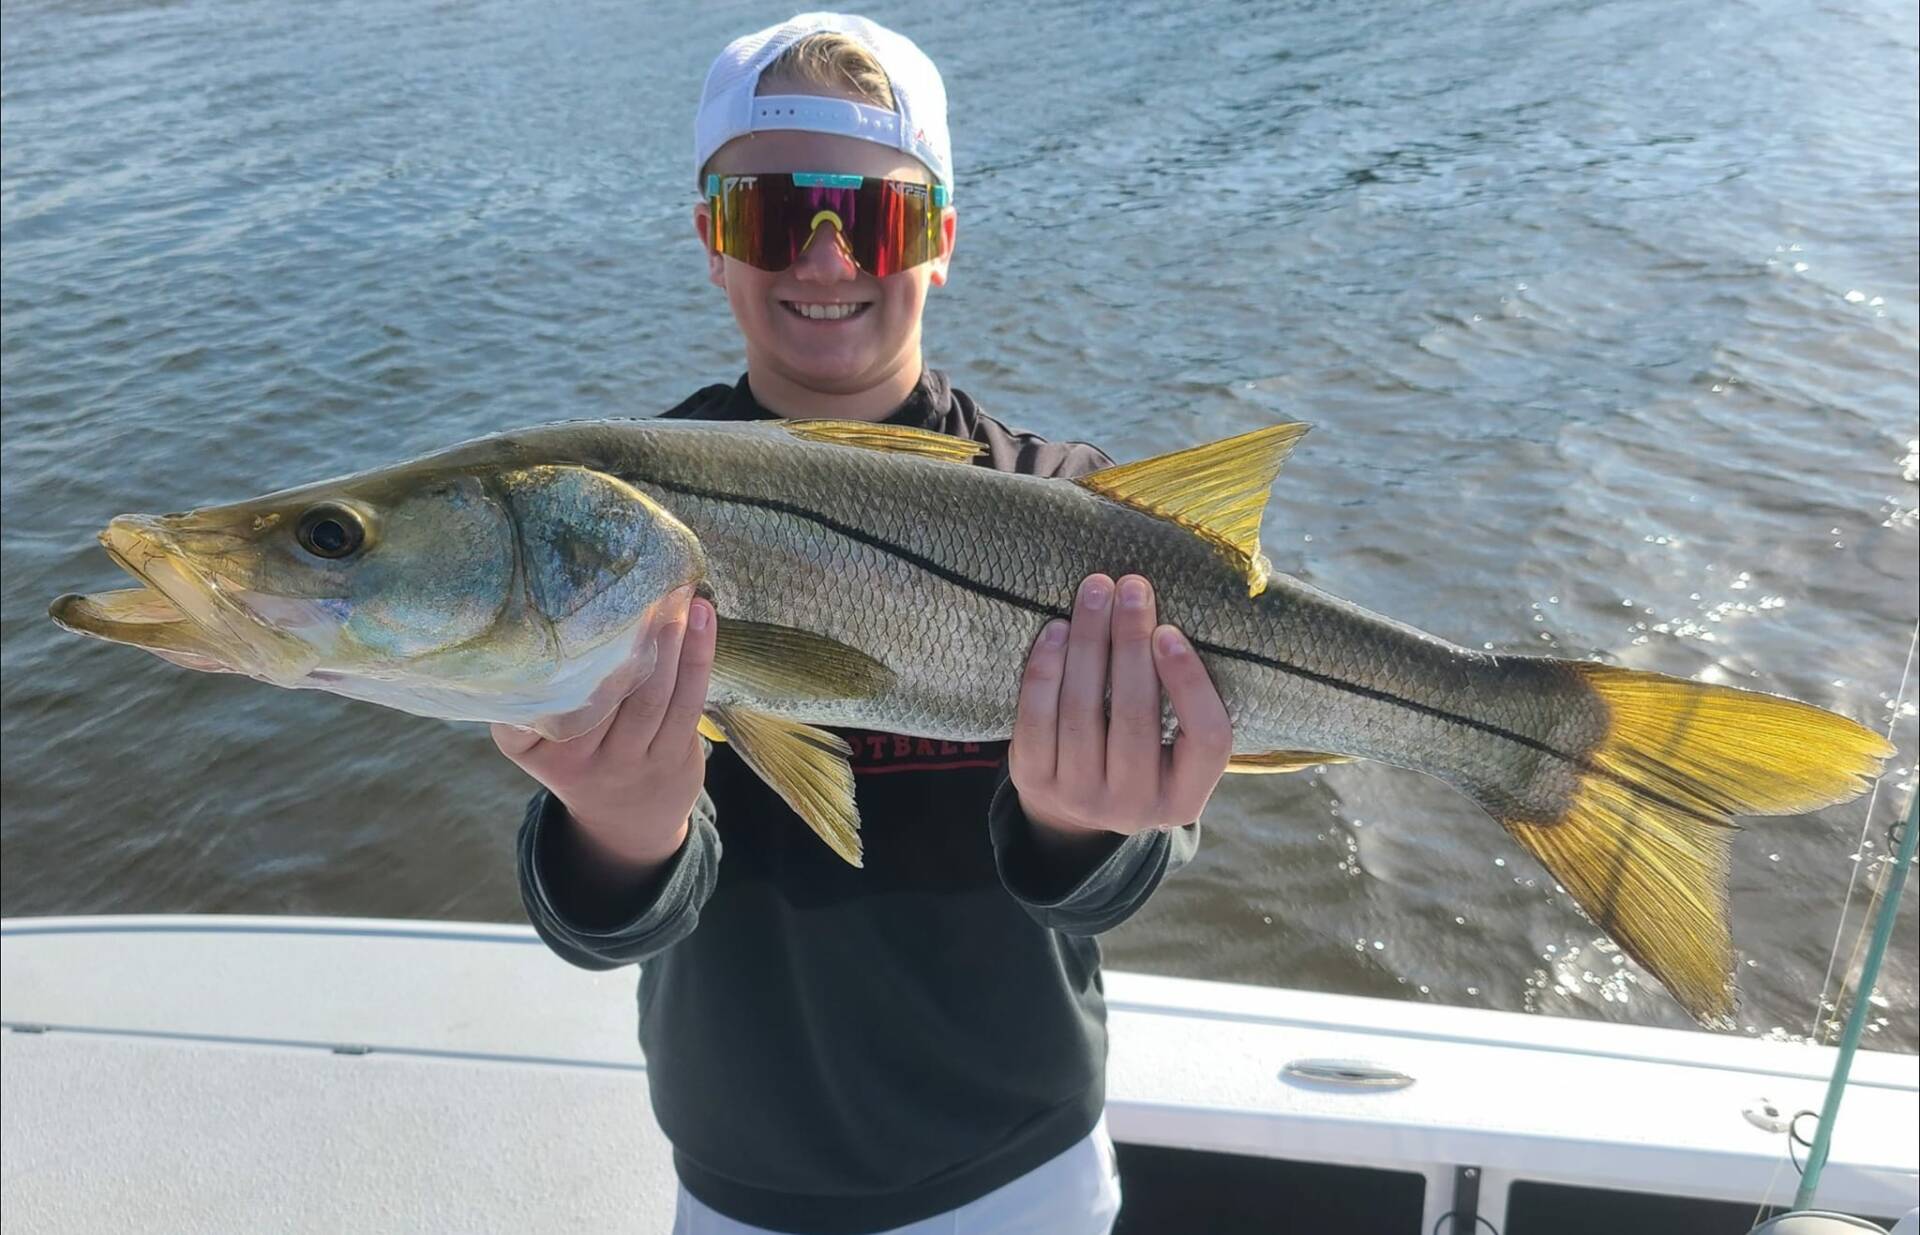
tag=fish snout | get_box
[99,513,167,560]
[93,513,309,677]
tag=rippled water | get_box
[3,0,1916,1048]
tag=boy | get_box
[494,14,1233,1234]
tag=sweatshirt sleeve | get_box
[985,770,1199,936]
[516,787,722,970]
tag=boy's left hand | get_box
[1009,573,1233,841]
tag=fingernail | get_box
[1119,577,1148,609]
[1156,627,1187,657]
[689,600,710,632]
[1042,619,1068,647]
[1083,577,1111,610]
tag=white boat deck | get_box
[3,916,1915,1233]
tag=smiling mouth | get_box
[782,300,870,322]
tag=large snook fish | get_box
[50,417,1893,1021]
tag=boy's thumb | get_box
[490,722,544,759]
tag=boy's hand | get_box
[491,587,717,876]
[1009,574,1232,844]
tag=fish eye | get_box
[296,505,365,559]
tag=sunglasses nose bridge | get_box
[794,215,857,276]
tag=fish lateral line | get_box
[1193,640,1728,830]
[641,476,1657,807]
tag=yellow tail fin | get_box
[1501,663,1893,1023]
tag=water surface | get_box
[3,0,1916,1049]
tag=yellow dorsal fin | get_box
[1225,750,1354,774]
[780,420,986,464]
[1075,423,1311,596]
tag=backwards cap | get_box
[693,12,953,196]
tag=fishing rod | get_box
[1749,622,1917,1233]
[1790,787,1919,1215]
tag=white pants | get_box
[669,1115,1122,1235]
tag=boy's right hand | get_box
[491,587,718,877]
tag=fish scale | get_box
[617,420,1568,784]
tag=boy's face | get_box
[695,124,956,399]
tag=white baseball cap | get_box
[693,12,954,197]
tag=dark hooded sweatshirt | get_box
[517,371,1198,1234]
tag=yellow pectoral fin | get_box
[707,705,863,867]
[712,620,895,702]
[696,715,728,744]
[1075,422,1311,596]
[778,419,986,464]
[1225,750,1354,774]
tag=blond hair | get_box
[759,32,897,110]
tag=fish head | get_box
[51,456,707,733]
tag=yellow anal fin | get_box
[1075,422,1311,597]
[707,704,862,867]
[1499,663,1894,1024]
[713,620,895,702]
[1225,750,1353,774]
[780,420,986,464]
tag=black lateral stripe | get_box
[652,479,1722,827]
[653,480,1070,622]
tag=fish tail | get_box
[1478,662,1893,1023]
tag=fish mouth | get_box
[49,515,310,678]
